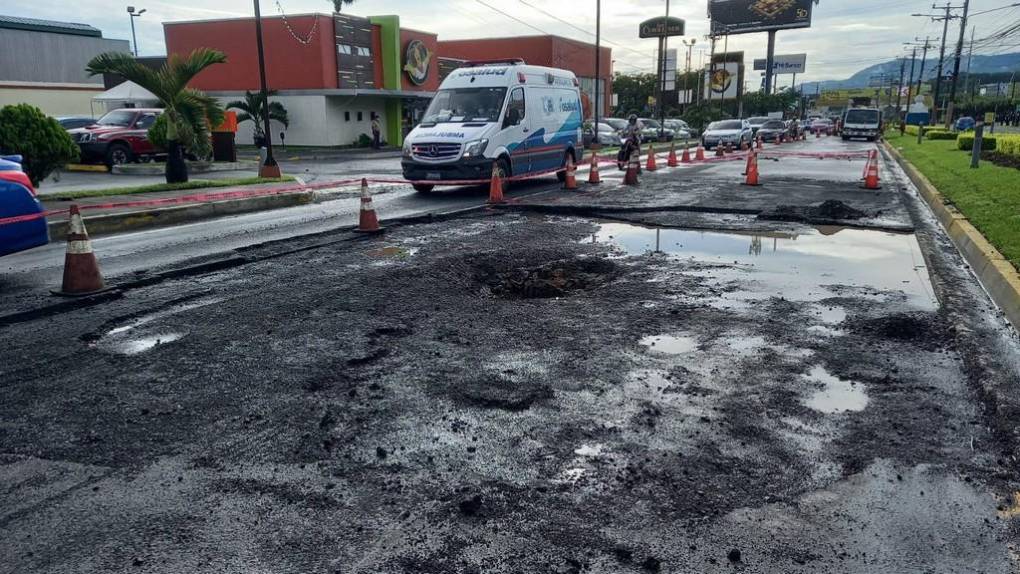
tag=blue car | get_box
[955,116,976,132]
[0,156,49,257]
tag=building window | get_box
[357,111,363,122]
[355,46,371,57]
[338,44,352,55]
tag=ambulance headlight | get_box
[402,140,412,158]
[462,139,488,158]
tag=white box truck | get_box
[401,59,584,193]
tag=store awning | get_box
[207,88,436,99]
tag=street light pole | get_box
[947,0,969,118]
[127,6,146,57]
[253,0,281,178]
[658,0,671,140]
[594,0,601,140]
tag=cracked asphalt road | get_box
[1,137,1019,573]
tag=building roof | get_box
[0,14,103,38]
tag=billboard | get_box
[709,0,814,35]
[752,53,806,74]
[705,62,741,99]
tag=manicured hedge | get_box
[992,135,1020,158]
[925,129,957,140]
[905,125,920,136]
[957,134,997,151]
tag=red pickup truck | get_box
[67,108,163,168]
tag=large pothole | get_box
[476,257,621,299]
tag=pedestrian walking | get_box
[371,112,381,150]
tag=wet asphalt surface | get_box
[2,137,1020,573]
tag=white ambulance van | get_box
[401,60,584,193]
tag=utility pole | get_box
[911,37,934,110]
[594,0,601,139]
[658,0,671,139]
[896,57,907,118]
[765,30,777,95]
[914,4,961,125]
[253,0,281,178]
[906,47,918,118]
[948,0,969,109]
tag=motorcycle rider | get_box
[618,114,643,170]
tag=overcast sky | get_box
[8,0,1019,84]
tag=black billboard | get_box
[709,0,814,35]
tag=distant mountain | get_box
[799,53,1020,93]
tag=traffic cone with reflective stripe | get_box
[742,151,762,187]
[695,144,705,161]
[624,153,640,186]
[355,178,385,232]
[563,154,578,190]
[816,130,821,139]
[756,135,764,150]
[681,145,692,164]
[861,150,874,180]
[667,142,679,167]
[715,144,725,157]
[862,153,881,190]
[487,164,506,204]
[588,151,601,184]
[52,204,106,296]
[646,144,658,171]
[740,139,749,151]
[775,134,782,145]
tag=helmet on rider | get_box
[628,114,638,125]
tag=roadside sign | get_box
[639,16,686,38]
[753,54,806,75]
[709,0,813,35]
[985,112,996,124]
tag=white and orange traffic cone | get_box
[740,140,749,151]
[588,151,601,185]
[487,164,506,204]
[775,134,782,145]
[624,154,640,186]
[563,154,578,190]
[715,144,725,157]
[861,150,874,181]
[355,178,385,233]
[52,204,107,297]
[862,154,881,190]
[681,145,692,164]
[646,144,658,171]
[756,135,764,150]
[667,142,679,167]
[742,151,762,187]
[695,144,706,161]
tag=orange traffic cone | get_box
[695,144,706,161]
[355,178,385,233]
[742,151,762,187]
[52,204,107,296]
[861,150,875,180]
[715,144,725,157]
[667,142,679,167]
[624,154,640,186]
[740,140,749,151]
[816,130,821,139]
[646,144,658,171]
[775,134,782,145]
[487,164,506,204]
[862,153,881,190]
[588,151,601,185]
[681,145,692,164]
[563,154,578,190]
[756,136,764,150]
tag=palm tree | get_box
[86,49,227,184]
[227,91,290,148]
[331,0,356,11]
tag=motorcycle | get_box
[616,132,643,172]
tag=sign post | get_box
[971,121,983,169]
[639,16,685,140]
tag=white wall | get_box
[217,94,389,147]
[0,87,104,117]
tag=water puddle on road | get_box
[802,366,869,413]
[96,333,184,355]
[640,334,698,354]
[590,223,938,309]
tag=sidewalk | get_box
[237,146,404,162]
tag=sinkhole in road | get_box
[477,257,621,299]
[590,223,938,309]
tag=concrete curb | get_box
[885,142,1020,331]
[46,190,314,240]
[112,161,259,176]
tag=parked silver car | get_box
[701,119,752,149]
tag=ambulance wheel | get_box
[412,184,434,194]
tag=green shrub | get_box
[0,103,79,186]
[147,113,212,160]
[925,129,957,140]
[355,133,372,148]
[957,134,997,151]
[996,135,1020,158]
[905,125,920,136]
